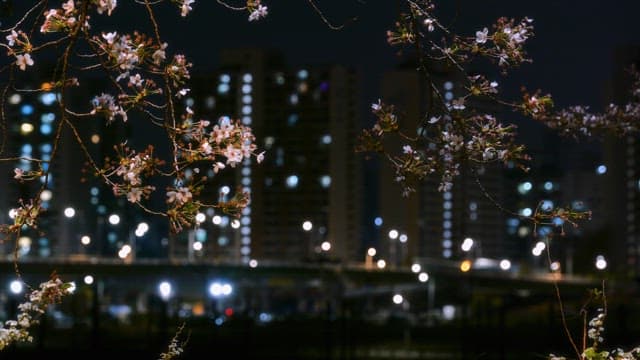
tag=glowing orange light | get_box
[460,260,472,273]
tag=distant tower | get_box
[378,60,506,268]
[185,49,363,264]
[603,46,640,278]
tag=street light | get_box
[595,255,607,270]
[9,280,23,295]
[158,281,172,301]
[461,237,474,252]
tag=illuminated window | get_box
[319,175,331,188]
[217,83,230,94]
[21,104,34,116]
[40,123,52,135]
[40,92,56,106]
[297,69,309,80]
[286,175,299,188]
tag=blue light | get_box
[40,93,56,106]
[374,217,383,227]
[21,143,32,154]
[217,83,230,94]
[20,104,34,116]
[196,228,207,242]
[538,226,552,236]
[40,143,52,154]
[41,113,55,123]
[297,69,309,80]
[543,181,554,191]
[596,165,607,175]
[540,200,554,211]
[40,123,52,135]
[286,175,299,188]
[287,114,298,126]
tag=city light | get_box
[411,263,421,273]
[108,214,121,225]
[81,235,91,245]
[20,122,34,135]
[418,272,429,282]
[320,241,331,251]
[209,281,233,298]
[499,259,512,271]
[40,190,53,201]
[9,280,23,295]
[550,261,561,272]
[392,294,404,305]
[388,229,399,240]
[192,241,203,251]
[399,234,408,243]
[137,222,149,233]
[68,282,76,294]
[84,275,94,285]
[532,241,546,257]
[212,215,222,225]
[64,207,76,218]
[231,219,241,229]
[158,281,172,301]
[442,305,456,320]
[595,255,607,270]
[118,244,132,259]
[249,259,258,268]
[195,212,206,224]
[376,259,386,269]
[302,220,313,232]
[460,260,472,272]
[367,248,377,257]
[461,237,474,252]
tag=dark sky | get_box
[151,0,640,109]
[8,1,640,109]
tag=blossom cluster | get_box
[550,309,640,360]
[529,70,640,138]
[359,0,540,197]
[1,0,265,243]
[104,145,161,204]
[0,276,73,350]
[158,323,188,360]
[358,100,530,195]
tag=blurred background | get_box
[1,1,640,358]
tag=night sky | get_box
[7,1,640,118]
[154,1,640,108]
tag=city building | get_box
[376,60,507,268]
[603,46,640,278]
[176,48,364,265]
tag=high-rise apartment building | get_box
[603,46,640,278]
[377,61,506,267]
[180,49,363,265]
